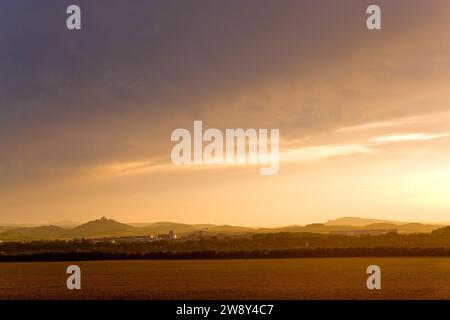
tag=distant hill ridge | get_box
[325,217,406,226]
[0,216,446,241]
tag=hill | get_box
[325,217,406,226]
[139,222,200,234]
[0,216,446,241]
[431,226,450,237]
[0,225,68,241]
[70,217,137,238]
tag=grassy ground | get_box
[1,257,450,299]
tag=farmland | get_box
[1,258,450,299]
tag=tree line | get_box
[1,228,450,261]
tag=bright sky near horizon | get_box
[1,0,450,226]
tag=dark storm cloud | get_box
[0,0,449,187]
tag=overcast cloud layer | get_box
[1,1,450,224]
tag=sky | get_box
[1,0,450,226]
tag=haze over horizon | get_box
[1,1,450,226]
[0,215,448,230]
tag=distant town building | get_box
[184,230,208,240]
[97,235,155,243]
[156,230,177,241]
[330,229,397,236]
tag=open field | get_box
[1,258,450,299]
